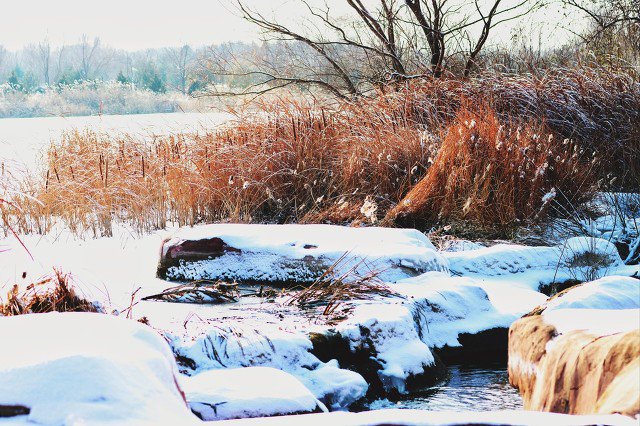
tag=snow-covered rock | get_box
[158,224,448,283]
[535,276,640,313]
[300,361,369,410]
[0,312,197,426]
[444,237,638,290]
[158,308,369,409]
[393,272,526,349]
[334,302,438,395]
[181,367,327,420]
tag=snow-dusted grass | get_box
[7,66,638,237]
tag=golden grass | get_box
[2,65,637,236]
[384,105,599,231]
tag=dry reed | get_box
[3,65,637,236]
[0,268,100,316]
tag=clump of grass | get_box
[0,268,100,316]
[384,105,598,233]
[286,254,400,317]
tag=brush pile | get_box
[286,255,400,318]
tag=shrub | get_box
[0,269,100,316]
[7,64,638,235]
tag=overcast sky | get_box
[0,0,575,51]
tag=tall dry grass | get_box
[384,106,599,233]
[4,65,638,236]
[17,94,435,235]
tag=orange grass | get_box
[2,65,637,236]
[384,106,599,231]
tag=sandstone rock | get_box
[508,313,640,416]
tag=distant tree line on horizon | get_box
[0,0,637,102]
[0,37,274,96]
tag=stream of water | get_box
[368,364,522,412]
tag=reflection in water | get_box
[368,364,523,412]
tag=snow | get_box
[209,409,638,426]
[391,272,539,348]
[2,222,638,420]
[542,276,640,312]
[180,367,326,420]
[543,309,640,336]
[162,224,448,283]
[336,303,435,394]
[444,237,639,290]
[0,312,197,426]
[301,360,369,410]
[0,112,230,172]
[158,306,369,410]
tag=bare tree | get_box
[562,0,639,62]
[78,35,113,80]
[0,45,7,79]
[208,0,542,98]
[166,44,193,94]
[36,40,51,85]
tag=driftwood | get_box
[143,281,239,304]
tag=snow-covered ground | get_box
[2,221,639,423]
[212,409,638,426]
[0,312,198,426]
[0,112,230,172]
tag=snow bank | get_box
[542,276,640,312]
[181,367,326,420]
[542,309,640,336]
[0,312,196,426]
[392,272,528,348]
[444,237,638,289]
[209,409,638,426]
[163,316,368,409]
[159,224,448,283]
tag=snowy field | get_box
[0,111,230,171]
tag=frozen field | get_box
[0,112,230,171]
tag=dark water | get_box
[368,364,523,412]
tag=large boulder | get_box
[0,312,196,426]
[181,367,327,420]
[508,277,640,416]
[157,224,448,284]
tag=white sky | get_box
[0,0,576,51]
